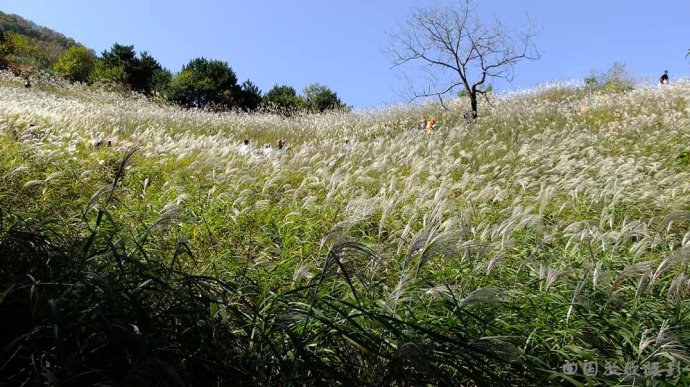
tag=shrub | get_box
[54,45,96,83]
[585,62,634,93]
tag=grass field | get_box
[1,71,690,385]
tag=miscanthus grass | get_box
[1,71,690,385]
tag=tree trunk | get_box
[470,92,478,119]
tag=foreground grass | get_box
[1,72,690,385]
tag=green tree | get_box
[93,44,138,89]
[93,43,168,95]
[0,29,10,69]
[262,85,304,114]
[303,83,348,113]
[131,51,168,95]
[3,32,45,70]
[169,58,239,109]
[237,80,263,111]
[151,67,172,97]
[54,45,96,83]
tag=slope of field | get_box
[1,72,690,385]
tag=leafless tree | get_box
[387,0,539,118]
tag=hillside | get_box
[0,10,80,70]
[1,73,690,385]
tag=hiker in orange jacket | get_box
[426,117,437,133]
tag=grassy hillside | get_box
[1,72,690,385]
[0,11,80,71]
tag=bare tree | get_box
[388,0,539,118]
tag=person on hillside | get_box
[91,132,106,148]
[343,138,351,151]
[262,144,274,156]
[91,132,114,148]
[426,117,437,133]
[660,70,669,85]
[238,139,251,155]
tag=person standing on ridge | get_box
[660,70,669,85]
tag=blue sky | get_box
[2,1,689,108]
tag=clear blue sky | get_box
[2,1,689,108]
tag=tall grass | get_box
[1,71,690,385]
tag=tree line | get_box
[0,12,348,114]
[55,44,348,113]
